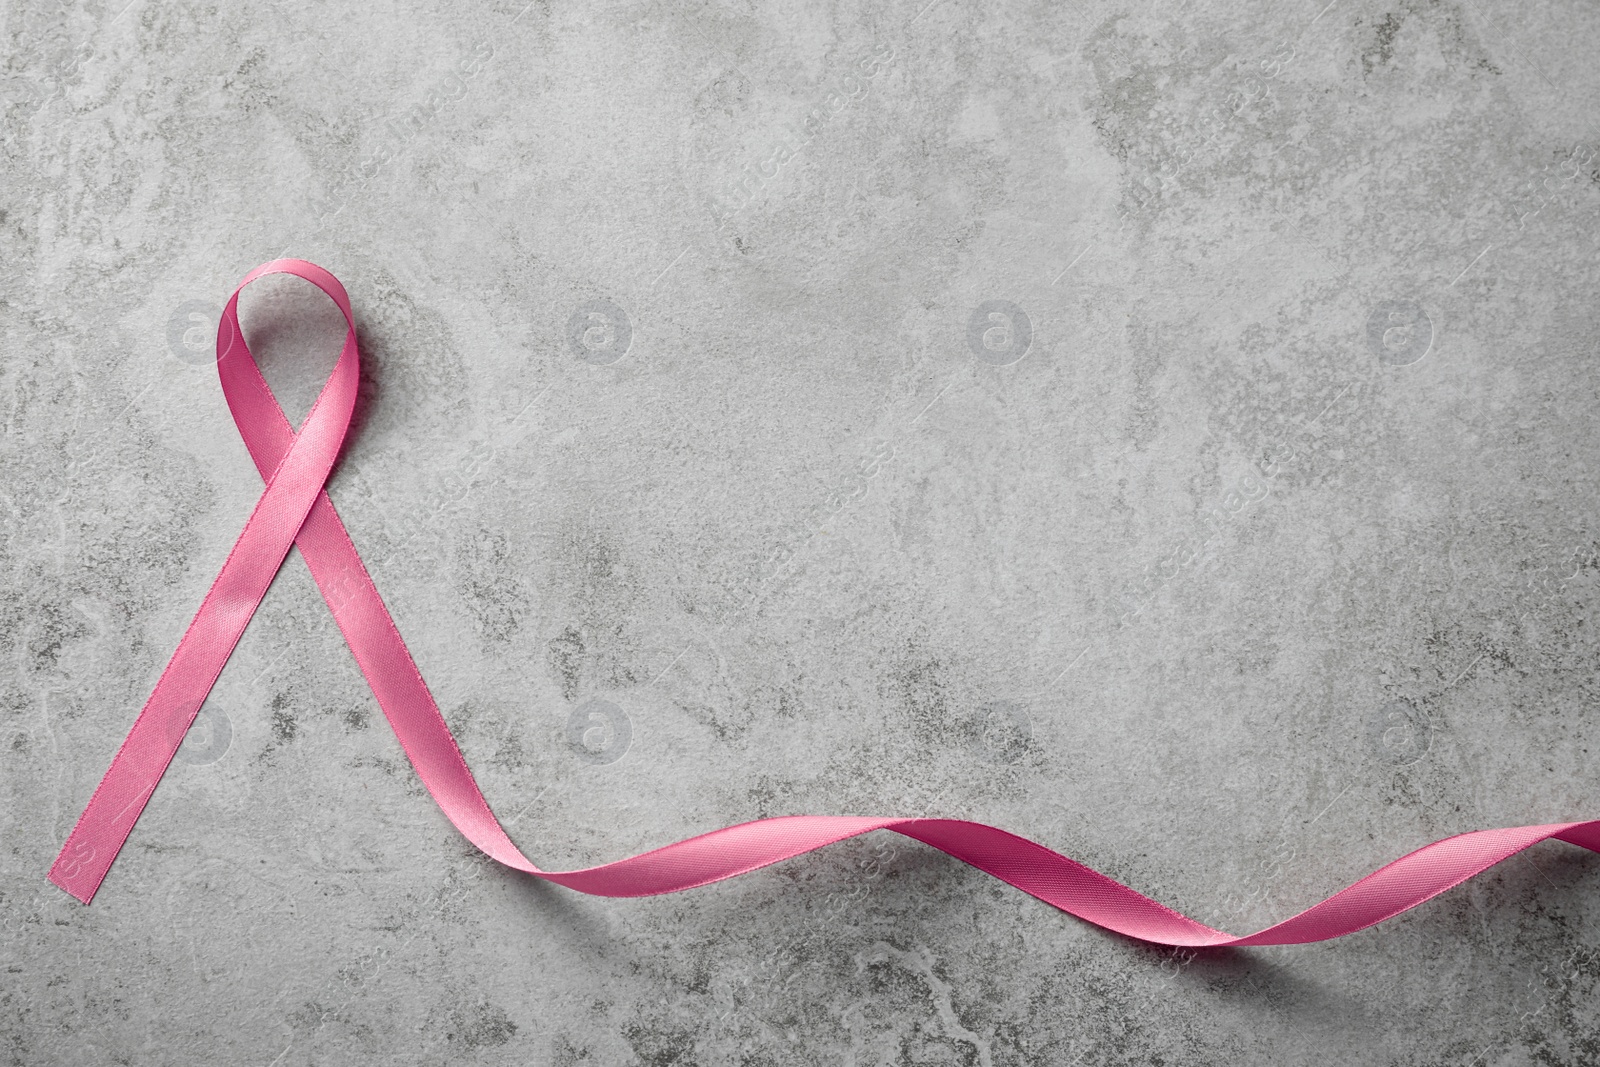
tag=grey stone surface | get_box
[4,0,1600,1062]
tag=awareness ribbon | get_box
[49,259,1600,949]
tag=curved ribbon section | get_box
[48,260,1600,952]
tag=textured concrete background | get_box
[4,0,1600,1062]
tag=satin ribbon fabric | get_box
[49,260,1600,949]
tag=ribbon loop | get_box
[50,260,1600,953]
[49,260,363,902]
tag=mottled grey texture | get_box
[4,0,1600,1063]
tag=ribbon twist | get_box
[50,260,1600,949]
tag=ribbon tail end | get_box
[46,867,100,906]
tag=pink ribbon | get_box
[50,259,1600,949]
